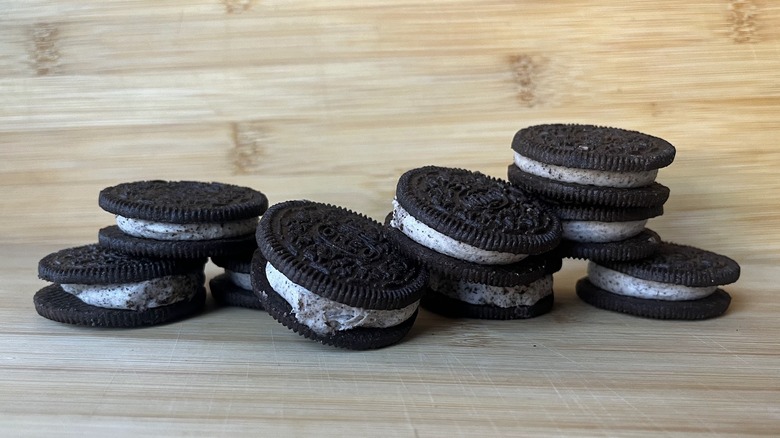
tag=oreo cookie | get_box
[557,229,661,262]
[507,163,670,208]
[98,180,268,258]
[389,166,561,264]
[386,214,562,319]
[210,251,263,310]
[385,167,562,319]
[508,124,675,207]
[576,242,740,319]
[253,200,428,350]
[35,244,207,327]
[545,201,663,261]
[421,254,561,319]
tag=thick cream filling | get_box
[562,220,647,243]
[430,273,553,308]
[587,262,716,301]
[513,152,658,188]
[390,200,527,265]
[116,216,258,241]
[265,262,419,335]
[61,274,201,311]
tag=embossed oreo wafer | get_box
[389,166,561,265]
[210,251,263,310]
[98,180,267,258]
[254,200,428,350]
[509,124,675,207]
[35,244,206,327]
[576,242,740,319]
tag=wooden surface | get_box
[1,1,779,436]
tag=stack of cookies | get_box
[32,123,743,348]
[507,123,740,320]
[252,200,429,349]
[385,166,564,320]
[508,124,674,262]
[35,180,268,328]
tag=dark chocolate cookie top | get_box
[395,166,561,254]
[512,124,676,171]
[256,200,427,309]
[597,242,740,287]
[38,244,206,284]
[99,180,268,223]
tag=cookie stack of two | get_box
[508,124,675,263]
[385,166,564,320]
[35,181,268,327]
[252,200,429,350]
[507,124,740,320]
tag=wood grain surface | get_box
[1,1,778,436]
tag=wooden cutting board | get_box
[1,1,778,436]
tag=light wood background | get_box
[1,1,778,436]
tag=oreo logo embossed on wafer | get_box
[391,166,561,264]
[35,244,207,327]
[253,200,428,350]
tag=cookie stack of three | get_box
[35,180,268,327]
[508,124,740,320]
[386,166,564,319]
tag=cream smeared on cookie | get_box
[513,152,658,188]
[562,220,647,243]
[265,262,418,335]
[61,273,203,311]
[587,262,716,301]
[390,200,527,265]
[430,273,552,307]
[116,216,258,241]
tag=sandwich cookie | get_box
[35,244,207,327]
[211,251,263,310]
[546,202,663,261]
[98,180,268,258]
[387,217,562,319]
[508,124,675,207]
[253,200,428,350]
[576,242,740,319]
[389,166,562,265]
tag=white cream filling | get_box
[116,216,258,241]
[562,220,647,243]
[265,262,419,335]
[587,262,716,301]
[513,152,658,188]
[226,270,252,290]
[430,273,553,308]
[389,200,527,265]
[61,273,201,311]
